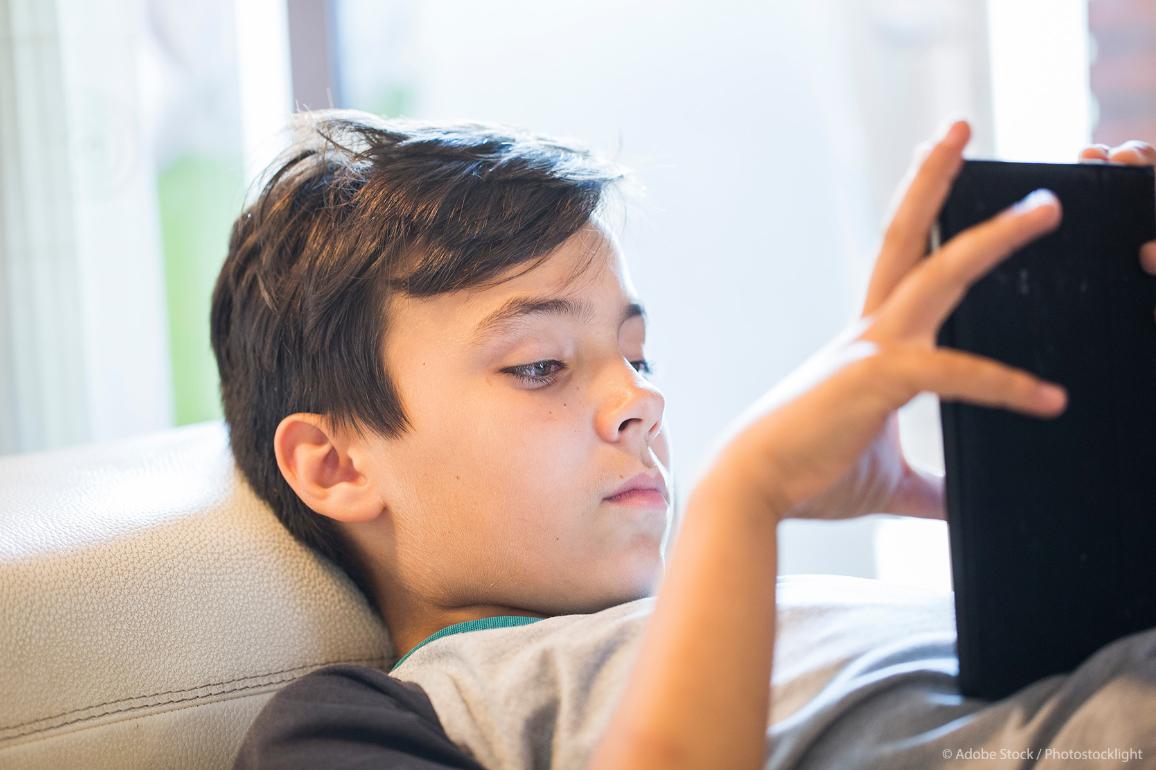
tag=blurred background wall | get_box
[1,0,1129,588]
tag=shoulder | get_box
[254,663,423,711]
[232,664,488,770]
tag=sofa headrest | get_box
[0,421,393,769]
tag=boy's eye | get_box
[502,358,655,387]
[504,360,567,386]
[632,358,654,375]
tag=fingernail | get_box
[1123,139,1155,156]
[1037,383,1066,411]
[937,117,966,143]
[1080,145,1109,162]
[1014,188,1058,213]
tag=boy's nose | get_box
[596,373,665,448]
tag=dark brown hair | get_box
[210,109,630,615]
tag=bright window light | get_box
[986,0,1092,161]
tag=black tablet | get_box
[932,158,1156,700]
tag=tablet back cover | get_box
[934,159,1156,700]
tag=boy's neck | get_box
[380,588,548,660]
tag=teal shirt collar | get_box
[390,615,543,673]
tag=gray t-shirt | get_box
[234,574,1156,769]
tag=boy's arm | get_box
[584,119,1069,770]
[585,456,784,769]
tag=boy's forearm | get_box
[585,456,783,770]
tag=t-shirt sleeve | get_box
[232,663,489,770]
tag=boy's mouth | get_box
[604,488,668,508]
[604,472,668,506]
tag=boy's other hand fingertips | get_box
[1108,140,1156,165]
[1078,145,1109,162]
[1140,241,1156,274]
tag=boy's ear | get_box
[273,413,384,523]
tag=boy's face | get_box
[352,219,671,624]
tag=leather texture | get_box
[0,421,394,769]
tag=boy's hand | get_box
[708,120,1067,524]
[1077,140,1156,275]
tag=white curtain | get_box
[0,0,172,454]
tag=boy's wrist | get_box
[690,444,791,527]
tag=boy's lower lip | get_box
[603,489,667,508]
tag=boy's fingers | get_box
[873,189,1062,338]
[861,120,971,317]
[1107,140,1156,166]
[1078,144,1110,162]
[881,345,1066,419]
[1107,141,1156,271]
[1081,141,1156,276]
[1141,241,1156,275]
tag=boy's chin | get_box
[598,569,662,608]
[551,580,659,615]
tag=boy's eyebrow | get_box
[471,295,647,344]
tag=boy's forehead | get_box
[389,223,635,344]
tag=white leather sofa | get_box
[0,421,394,769]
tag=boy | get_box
[217,110,1156,769]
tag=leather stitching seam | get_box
[0,656,389,740]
